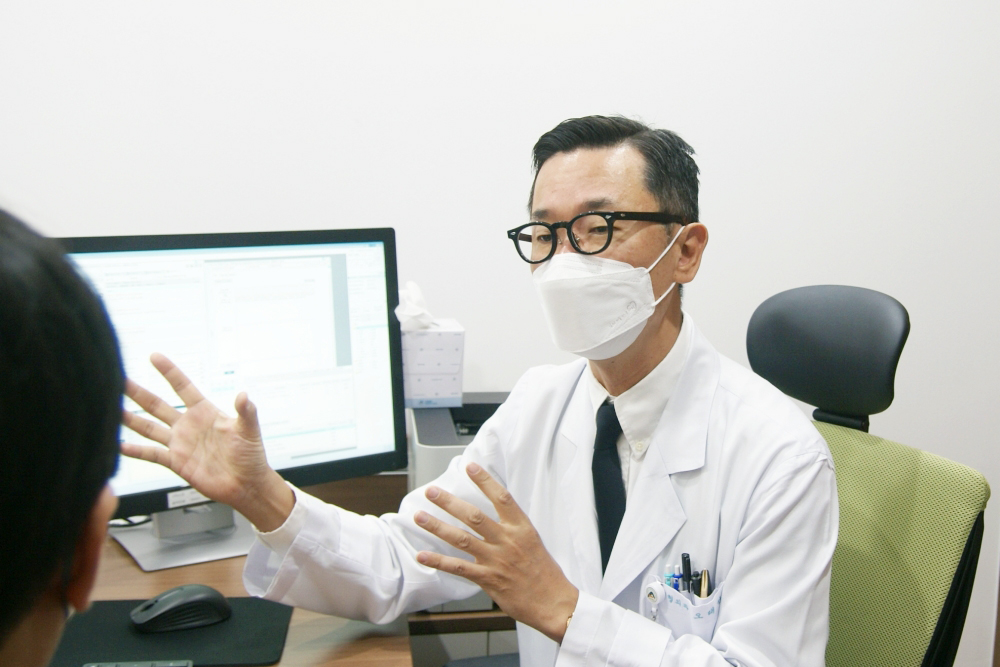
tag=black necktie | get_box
[592,401,626,574]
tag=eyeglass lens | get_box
[517,215,613,261]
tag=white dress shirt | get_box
[586,315,693,497]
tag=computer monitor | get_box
[60,228,407,570]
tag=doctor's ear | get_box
[673,223,708,285]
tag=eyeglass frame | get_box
[506,211,688,264]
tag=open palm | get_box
[121,353,273,513]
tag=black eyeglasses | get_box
[507,211,686,264]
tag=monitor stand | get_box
[110,502,257,572]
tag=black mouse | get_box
[130,583,232,633]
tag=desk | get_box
[92,538,413,667]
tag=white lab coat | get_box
[244,321,838,667]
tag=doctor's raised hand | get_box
[121,353,295,532]
[413,463,580,644]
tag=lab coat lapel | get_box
[556,366,605,596]
[598,438,684,600]
[599,326,720,601]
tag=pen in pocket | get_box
[673,554,714,597]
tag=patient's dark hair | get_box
[0,209,123,643]
[529,115,699,223]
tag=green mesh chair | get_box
[746,285,990,667]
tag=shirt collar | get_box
[586,313,694,451]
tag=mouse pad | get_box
[50,597,293,667]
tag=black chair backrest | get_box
[746,285,910,431]
[746,285,984,667]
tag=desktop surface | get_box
[85,537,412,667]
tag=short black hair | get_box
[529,115,699,222]
[0,209,123,643]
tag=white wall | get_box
[2,1,998,663]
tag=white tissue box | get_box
[401,318,464,408]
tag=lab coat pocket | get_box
[644,575,723,643]
[665,585,722,642]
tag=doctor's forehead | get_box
[529,145,654,219]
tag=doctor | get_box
[123,116,837,667]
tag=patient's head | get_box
[0,208,124,666]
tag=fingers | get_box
[125,355,220,431]
[125,379,181,427]
[415,463,541,571]
[415,550,486,581]
[234,392,263,441]
[120,440,171,467]
[122,407,174,445]
[415,507,490,559]
[464,462,525,523]
[418,464,523,549]
[423,484,502,543]
[150,353,208,408]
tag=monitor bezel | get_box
[58,228,408,519]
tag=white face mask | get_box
[532,227,683,360]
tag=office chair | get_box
[746,285,990,667]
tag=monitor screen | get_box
[60,229,407,520]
